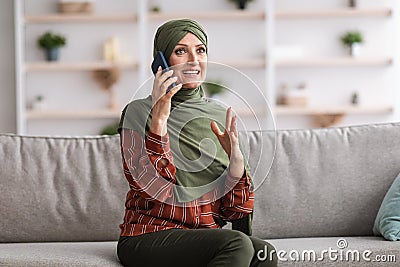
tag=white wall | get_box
[0,0,16,133]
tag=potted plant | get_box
[150,6,161,13]
[228,0,254,10]
[100,121,119,135]
[37,31,67,61]
[340,31,363,57]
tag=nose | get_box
[188,50,199,65]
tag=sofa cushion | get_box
[0,242,121,267]
[0,134,128,242]
[267,236,399,266]
[373,172,400,241]
[247,122,400,239]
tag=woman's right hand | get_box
[150,67,182,136]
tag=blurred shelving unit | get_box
[275,7,392,19]
[274,105,393,115]
[14,0,141,134]
[271,3,395,127]
[15,0,272,135]
[276,57,392,68]
[26,109,121,119]
[216,59,265,69]
[25,61,138,72]
[234,105,393,117]
[227,5,395,125]
[148,10,265,21]
[14,0,397,134]
[24,14,138,23]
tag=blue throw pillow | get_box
[373,172,400,241]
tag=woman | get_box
[117,19,277,267]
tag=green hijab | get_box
[119,19,229,203]
[153,18,208,61]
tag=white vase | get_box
[350,43,361,57]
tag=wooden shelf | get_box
[148,8,390,21]
[24,14,137,23]
[25,61,138,72]
[275,105,393,115]
[26,109,121,119]
[23,57,392,72]
[233,106,268,117]
[276,57,392,67]
[148,10,265,20]
[210,57,392,69]
[209,59,265,69]
[276,8,392,19]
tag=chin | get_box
[183,82,203,89]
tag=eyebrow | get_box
[175,44,205,47]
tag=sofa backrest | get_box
[1,122,400,242]
[0,134,128,243]
[248,122,400,239]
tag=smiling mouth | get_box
[182,70,200,75]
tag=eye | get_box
[175,48,186,55]
[197,47,206,54]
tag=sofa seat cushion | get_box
[266,236,399,266]
[0,242,121,267]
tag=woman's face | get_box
[169,33,207,89]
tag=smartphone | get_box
[151,51,176,93]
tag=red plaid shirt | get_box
[119,129,254,237]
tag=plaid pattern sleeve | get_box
[220,171,255,220]
[119,128,254,237]
[145,130,177,183]
[120,129,176,203]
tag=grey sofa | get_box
[1,122,400,266]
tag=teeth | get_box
[183,70,199,74]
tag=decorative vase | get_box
[58,1,93,14]
[45,48,60,61]
[348,0,357,8]
[237,0,247,10]
[350,43,361,57]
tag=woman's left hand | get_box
[211,107,244,178]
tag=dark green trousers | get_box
[117,228,277,267]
